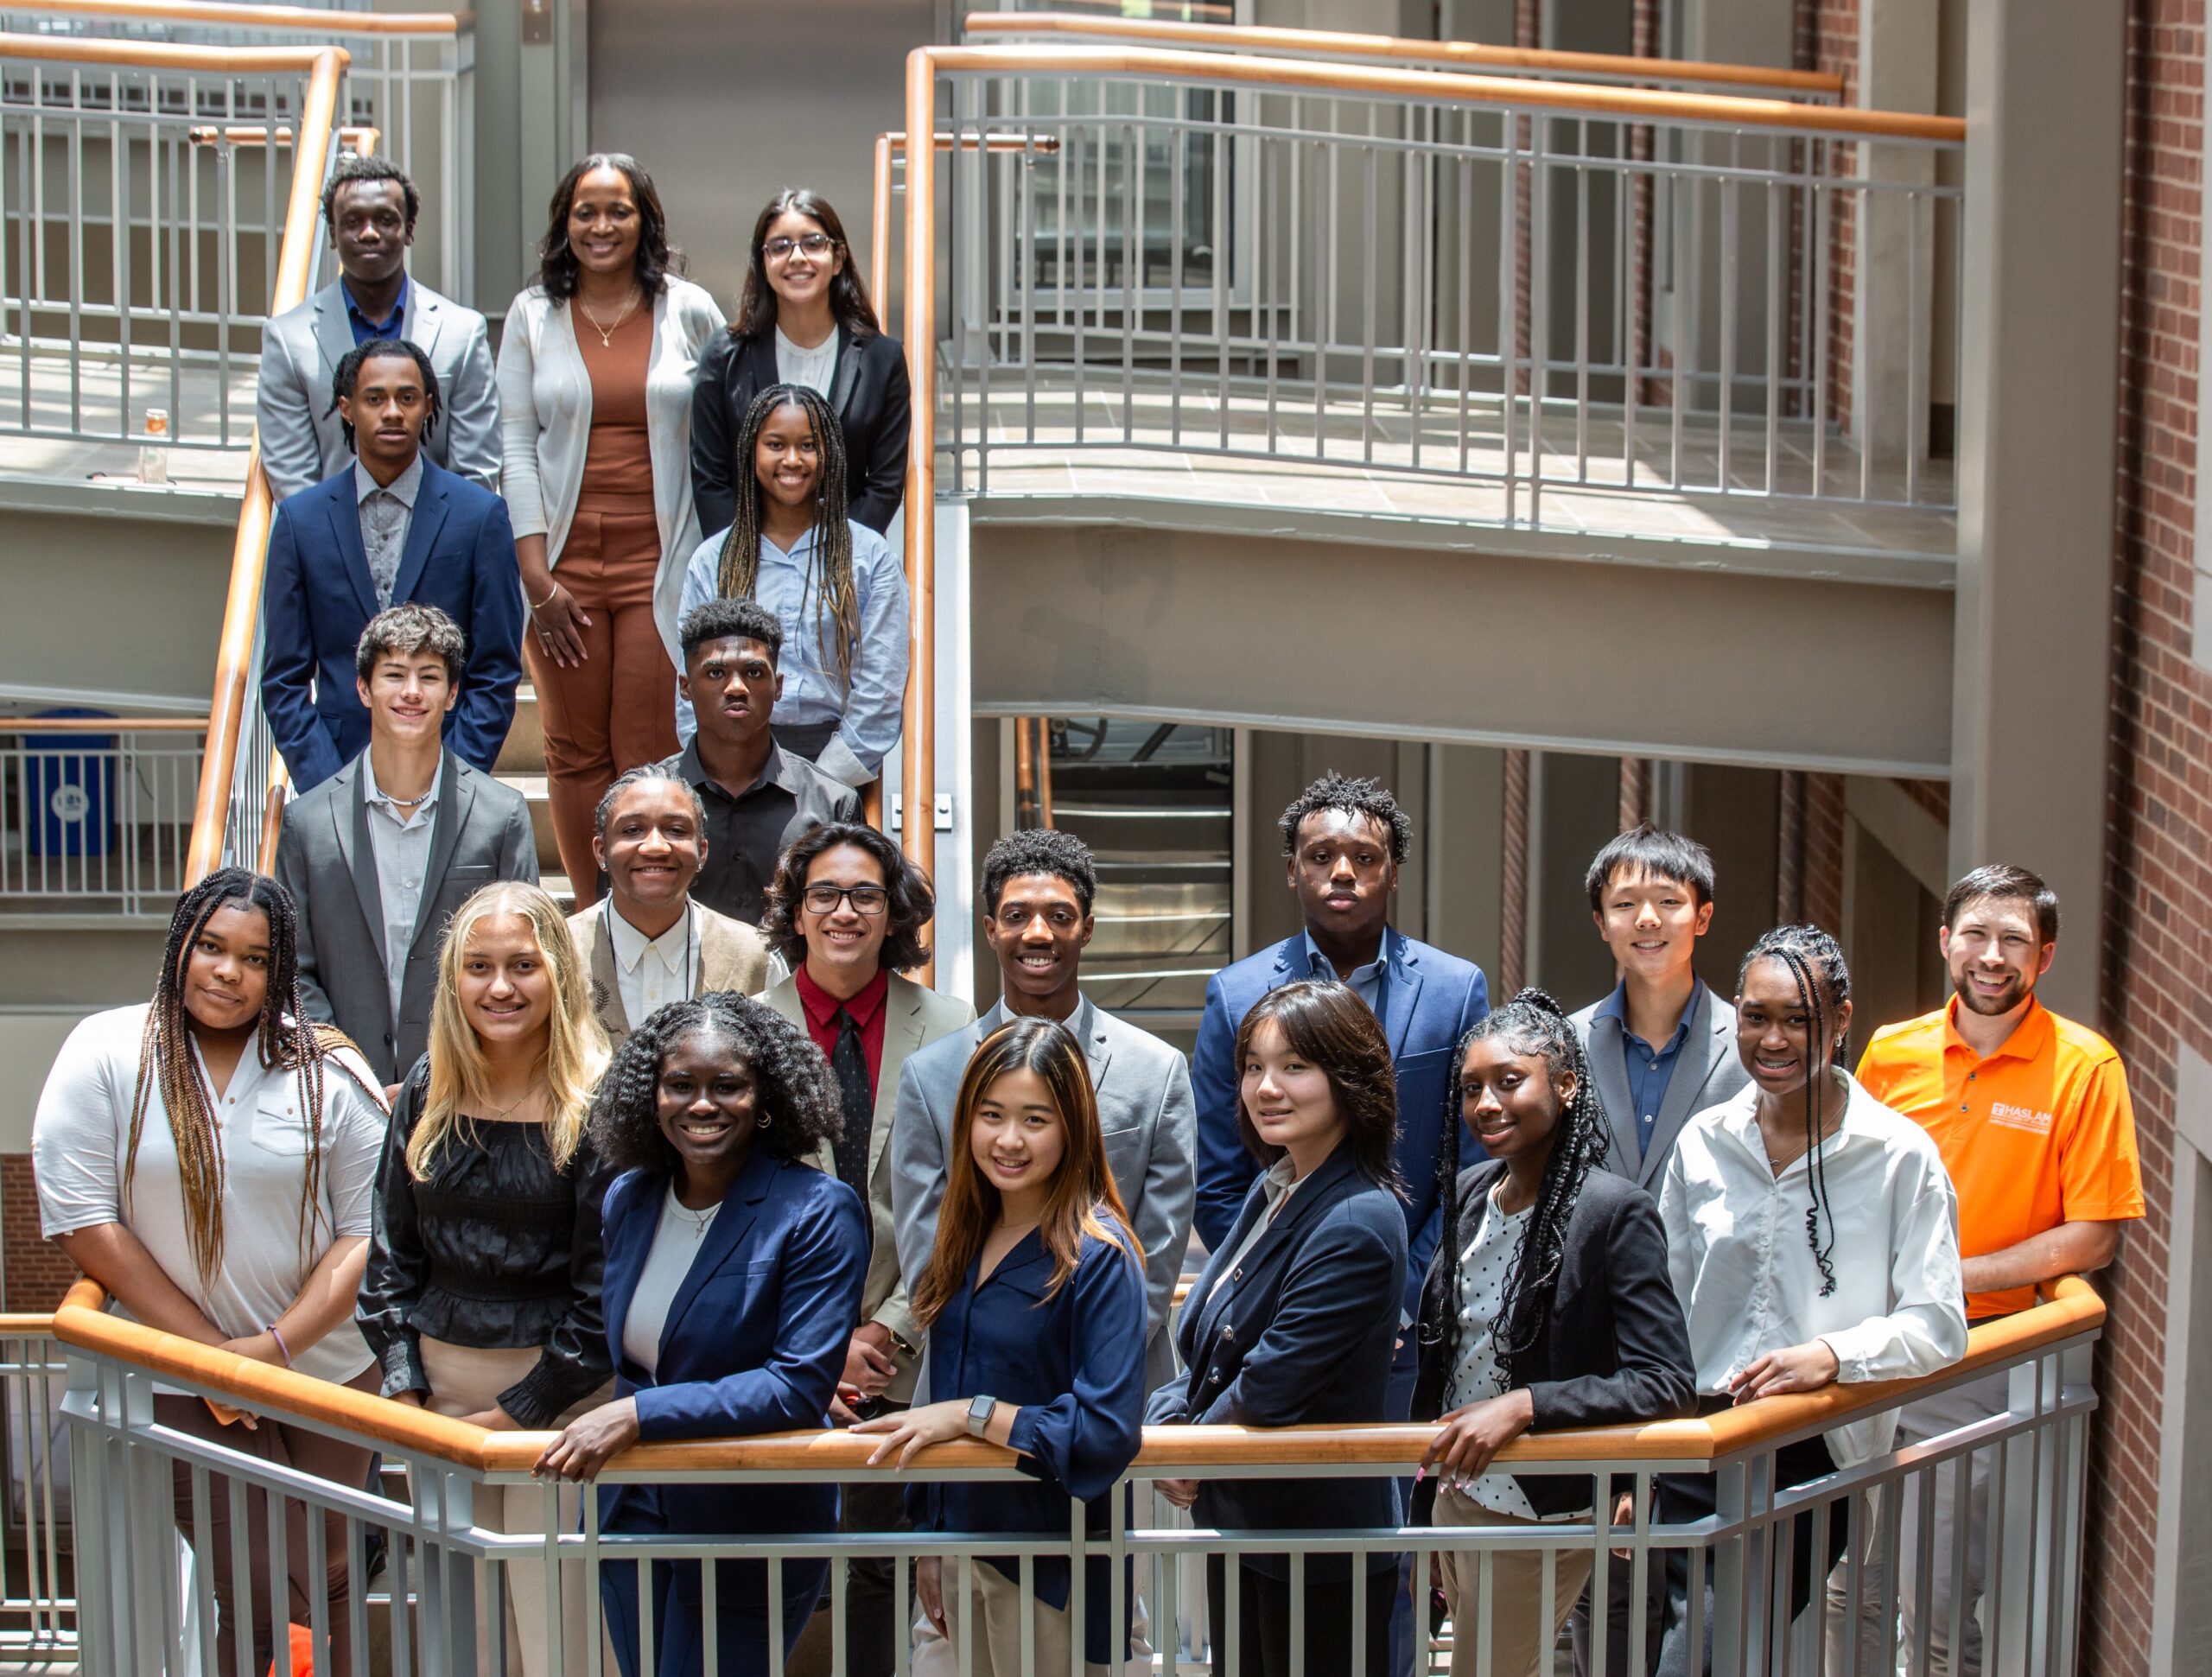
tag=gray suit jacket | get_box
[1571,981,1750,1190]
[257,276,501,502]
[275,750,537,1084]
[890,994,1198,1391]
[564,900,772,1052]
[763,970,975,1404]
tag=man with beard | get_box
[1853,863,2144,1677]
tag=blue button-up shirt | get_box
[342,272,409,346]
[1304,924,1391,1017]
[678,518,912,785]
[1595,977,1702,1159]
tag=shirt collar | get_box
[359,749,441,820]
[1594,977,1702,1054]
[354,450,424,510]
[1302,924,1393,983]
[794,962,890,1032]
[1260,1153,1302,1210]
[760,523,825,563]
[343,271,409,335]
[607,899,695,975]
[1941,994,2053,1064]
[1719,1067,1879,1163]
[677,736,799,802]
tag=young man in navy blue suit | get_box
[261,338,523,792]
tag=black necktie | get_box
[830,1008,874,1198]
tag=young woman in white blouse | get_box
[497,152,724,902]
[32,869,388,1677]
[1654,924,1967,1676]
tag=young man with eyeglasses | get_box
[757,822,974,1677]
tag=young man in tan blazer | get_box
[564,764,769,1050]
[757,819,973,1677]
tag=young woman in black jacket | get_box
[1412,988,1696,1677]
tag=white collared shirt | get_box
[774,324,840,397]
[607,899,701,1031]
[1205,1154,1305,1315]
[360,753,441,1027]
[1659,1070,1968,1465]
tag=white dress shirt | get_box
[774,325,839,397]
[1445,1187,1553,1519]
[361,752,441,1027]
[621,1183,720,1377]
[606,899,701,1032]
[31,1004,386,1386]
[1659,1070,1968,1465]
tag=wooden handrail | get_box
[0,30,348,69]
[181,43,348,887]
[912,44,1963,144]
[0,0,465,39]
[963,11,1847,99]
[188,124,381,151]
[51,1275,2103,1478]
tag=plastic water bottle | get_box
[138,409,170,484]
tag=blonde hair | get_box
[407,881,608,1181]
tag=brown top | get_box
[575,297,656,513]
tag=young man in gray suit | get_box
[256,156,499,501]
[757,820,974,1677]
[1567,822,1748,1677]
[891,828,1198,1394]
[275,605,537,1091]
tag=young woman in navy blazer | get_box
[535,993,868,1677]
[853,1015,1146,1676]
[1410,990,1696,1677]
[1146,979,1408,1677]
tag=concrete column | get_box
[1949,0,2124,1020]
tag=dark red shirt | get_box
[794,963,891,1094]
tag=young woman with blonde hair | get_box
[358,879,616,1677]
[855,1016,1147,1676]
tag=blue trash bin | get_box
[24,708,116,860]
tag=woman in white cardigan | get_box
[497,152,723,904]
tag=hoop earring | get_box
[755,1111,772,1129]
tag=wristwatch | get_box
[966,1394,998,1438]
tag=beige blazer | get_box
[565,900,771,1051]
[761,969,975,1403]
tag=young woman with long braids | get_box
[677,381,908,787]
[852,1018,1146,1676]
[536,993,867,1677]
[1410,990,1694,1677]
[1653,925,1967,1675]
[689,187,911,537]
[32,870,389,1677]
[357,880,614,1677]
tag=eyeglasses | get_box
[764,232,836,262]
[803,883,888,917]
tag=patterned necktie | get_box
[361,488,406,607]
[830,1008,874,1198]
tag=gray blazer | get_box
[890,994,1198,1391]
[257,276,501,502]
[275,750,537,1084]
[762,971,976,1404]
[1570,981,1750,1190]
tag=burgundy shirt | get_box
[795,963,891,1093]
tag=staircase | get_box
[493,685,570,905]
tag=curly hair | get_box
[536,152,681,305]
[981,827,1097,918]
[1277,772,1413,865]
[1234,980,1402,1195]
[355,602,465,686]
[680,596,783,666]
[759,821,934,972]
[588,993,842,1175]
[321,154,418,235]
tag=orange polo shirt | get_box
[1857,997,2143,1318]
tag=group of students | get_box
[255,149,906,901]
[30,759,2143,1677]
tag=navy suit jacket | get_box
[1191,931,1490,1319]
[260,456,524,791]
[1145,1144,1408,1578]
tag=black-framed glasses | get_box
[765,232,836,261]
[803,883,888,916]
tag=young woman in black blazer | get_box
[1410,989,1696,1677]
[1145,979,1408,1677]
[690,189,911,537]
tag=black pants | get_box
[1206,1556,1395,1677]
[787,1473,909,1677]
[1653,1436,1844,1677]
[1573,1542,1667,1677]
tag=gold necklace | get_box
[576,287,642,348]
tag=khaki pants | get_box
[1435,1488,1593,1677]
[913,1559,1108,1677]
[420,1337,613,1677]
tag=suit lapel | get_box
[1640,986,1731,1187]
[828,323,864,418]
[588,918,628,1036]
[871,977,930,1172]
[1584,1011,1643,1177]
[1074,994,1114,1104]
[1203,1145,1357,1331]
[405,755,467,958]
[402,284,442,357]
[1380,931,1423,1058]
[603,1176,655,1379]
[323,479,380,620]
[335,760,385,974]
[660,1150,774,1363]
[311,284,354,386]
[390,462,450,606]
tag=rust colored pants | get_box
[529,506,678,903]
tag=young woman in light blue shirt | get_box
[677,382,908,788]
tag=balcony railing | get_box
[0,716,206,916]
[50,1275,2101,1677]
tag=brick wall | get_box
[1799,0,1860,429]
[2094,4,2205,1671]
[1,1156,74,1312]
[1802,772,1847,935]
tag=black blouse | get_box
[358,1066,617,1427]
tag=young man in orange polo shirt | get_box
[1855,863,2143,1677]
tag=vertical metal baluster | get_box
[1811,157,1830,500]
[1023,133,1038,445]
[1529,111,1548,524]
[1497,108,1516,524]
[950,82,968,494]
[1621,118,1637,489]
[635,1555,653,1676]
[1071,123,1085,446]
[1719,161,1737,494]
[67,73,83,435]
[1766,175,1782,495]
[1906,187,1923,505]
[1264,135,1279,452]
[111,75,131,446]
[1458,119,1472,473]
[706,1554,723,1677]
[193,1465,220,1677]
[1358,140,1376,465]
[228,1477,255,1677]
[1669,165,1688,492]
[1319,107,1337,461]
[1122,116,1138,443]
[1288,1550,1305,1677]
[1211,111,1227,451]
[974,92,991,496]
[1408,105,1427,473]
[1170,122,1184,443]
[1575,118,1590,483]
